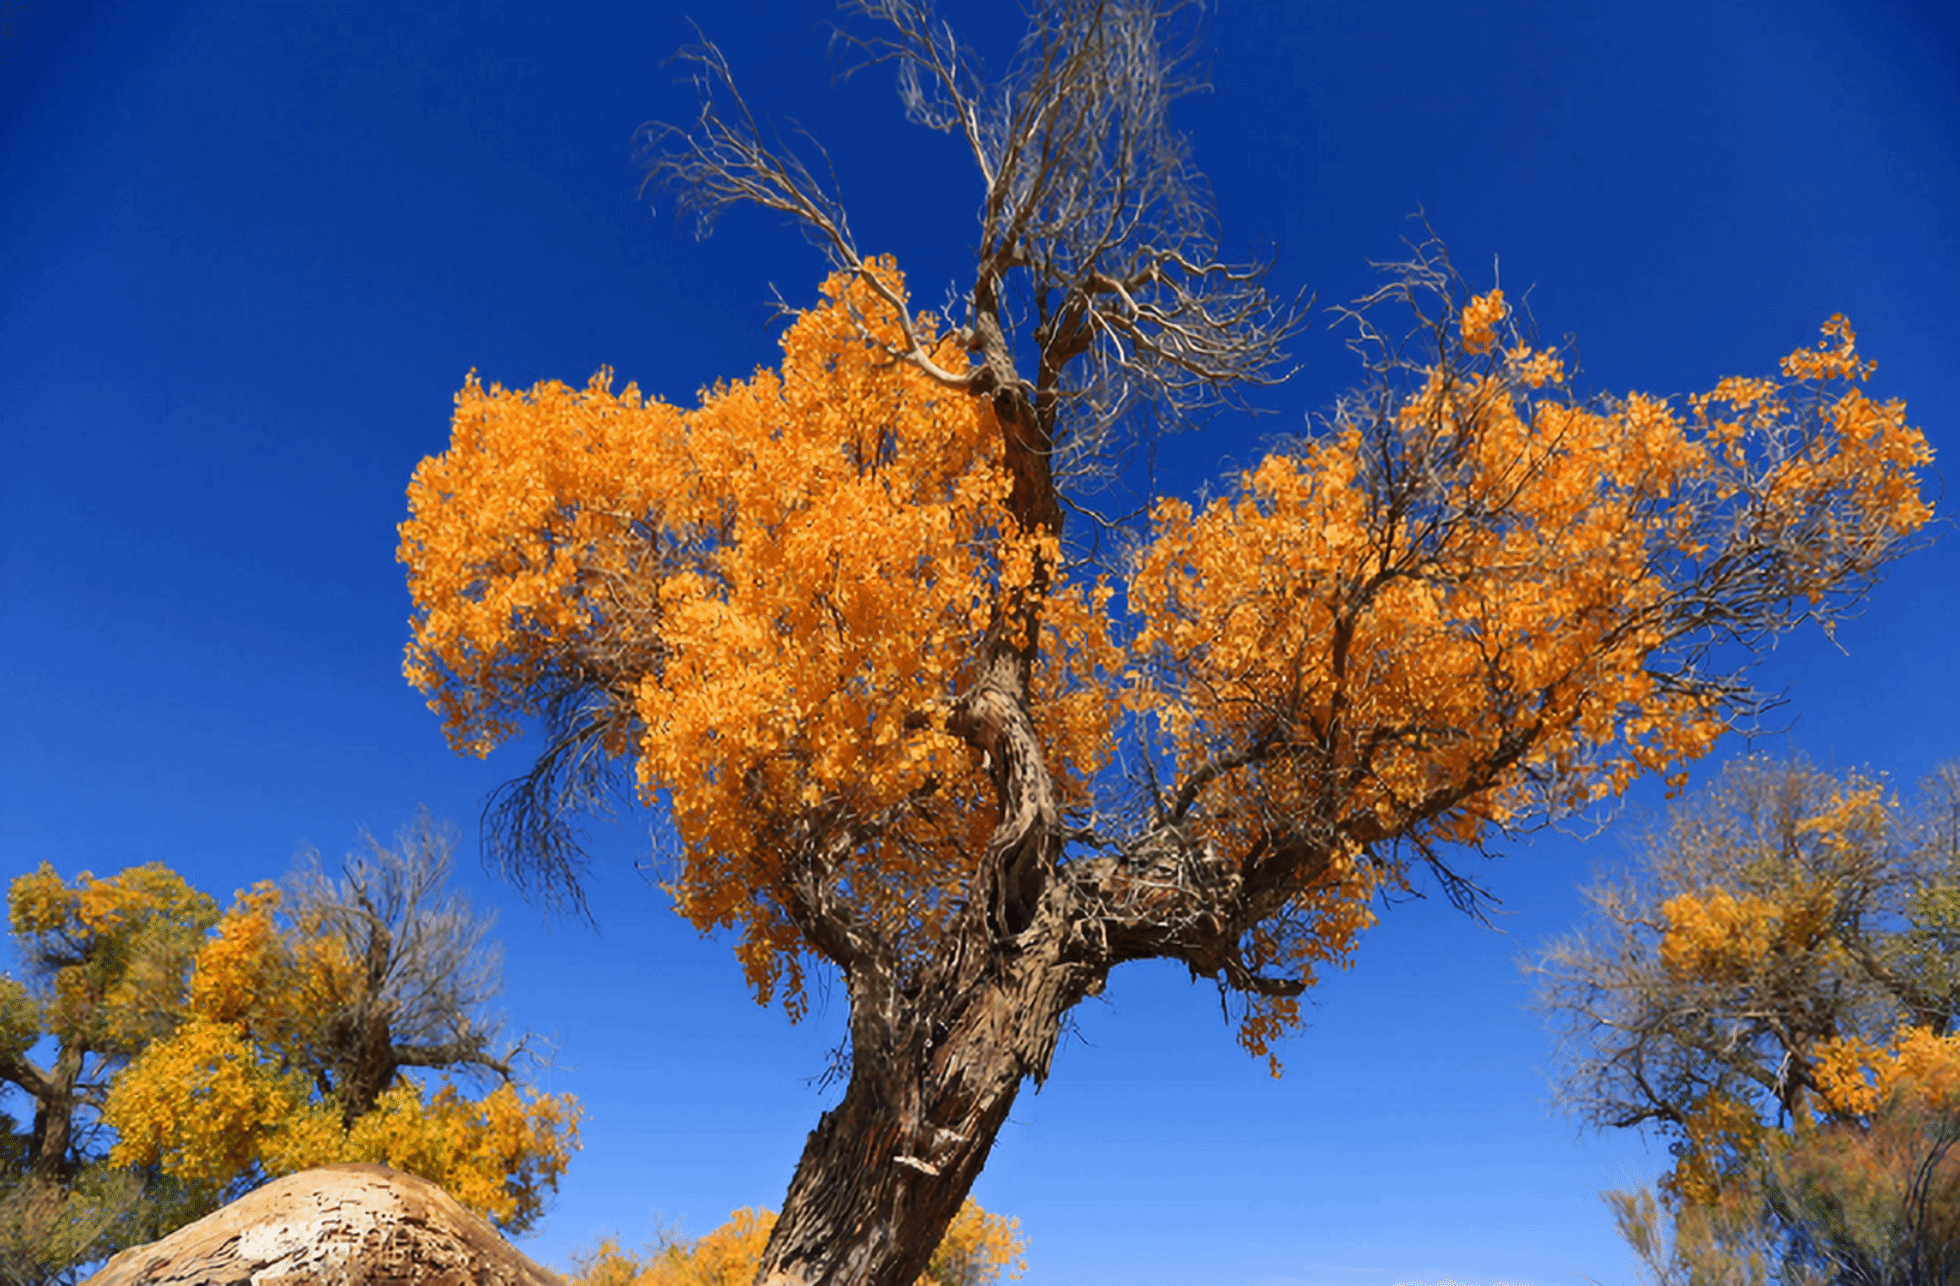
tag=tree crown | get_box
[402,245,1933,1057]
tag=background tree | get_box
[1536,758,1960,1200]
[290,810,520,1125]
[575,1199,1025,1286]
[0,863,218,1281]
[0,817,579,1282]
[102,813,580,1235]
[398,3,1935,1282]
[1,864,215,1186]
[1536,758,1960,1283]
[1603,1029,1960,1286]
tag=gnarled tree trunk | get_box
[753,577,1316,1284]
[756,958,1079,1286]
[22,1044,84,1183]
[613,6,1315,1280]
[752,794,1324,1285]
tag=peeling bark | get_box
[751,798,1341,1283]
[756,962,1079,1286]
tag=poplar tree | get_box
[397,3,1935,1281]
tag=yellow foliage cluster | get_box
[574,1199,1025,1286]
[1812,1024,1960,1120]
[401,253,1931,1055]
[1127,307,1927,1046]
[7,863,218,1054]
[1657,887,1786,981]
[99,884,579,1234]
[1132,314,1925,840]
[1656,781,1889,983]
[1661,1090,1772,1209]
[1458,288,1507,355]
[1793,779,1892,853]
[401,261,1118,1012]
[103,1017,306,1192]
[577,1207,774,1286]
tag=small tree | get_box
[1535,758,1960,1196]
[102,814,580,1234]
[1,864,216,1187]
[399,4,1934,1281]
[1537,759,1960,1284]
[0,863,218,1281]
[288,810,520,1124]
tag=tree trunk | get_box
[748,806,1323,1285]
[753,1050,1018,1286]
[27,1043,83,1182]
[336,1006,399,1126]
[749,322,1090,1282]
[755,262,1232,1285]
[333,908,399,1125]
[753,924,1096,1286]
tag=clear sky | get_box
[3,2,1956,1283]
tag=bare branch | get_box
[289,812,528,1107]
[637,35,975,391]
[647,0,1306,503]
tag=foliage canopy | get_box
[403,265,1933,1053]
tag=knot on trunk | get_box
[1062,913,1108,967]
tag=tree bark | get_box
[753,893,1099,1286]
[334,1005,398,1127]
[753,642,1321,1282]
[749,811,1329,1284]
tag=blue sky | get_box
[3,2,1955,1283]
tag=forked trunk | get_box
[332,1004,399,1126]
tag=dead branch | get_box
[641,0,1306,497]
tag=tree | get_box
[101,814,580,1235]
[1536,758,1959,1197]
[575,1200,1025,1286]
[1603,1028,1960,1286]
[2,864,216,1188]
[1535,759,1960,1283]
[0,817,579,1282]
[0,862,218,1281]
[396,3,1935,1281]
[284,810,523,1127]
